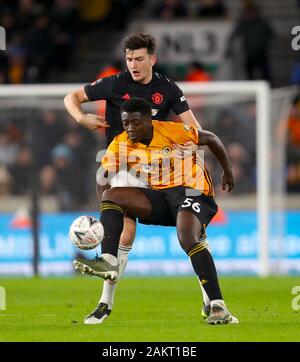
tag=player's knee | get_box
[97,183,110,200]
[102,187,127,208]
[177,227,199,253]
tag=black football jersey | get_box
[84,71,190,145]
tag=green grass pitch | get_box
[0,276,299,342]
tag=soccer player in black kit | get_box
[64,33,214,324]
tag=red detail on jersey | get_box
[122,93,130,100]
[152,92,164,105]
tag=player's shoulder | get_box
[152,120,178,132]
[96,71,127,83]
[114,130,129,142]
[103,71,136,90]
[112,70,132,83]
[153,72,177,86]
[110,71,126,81]
[153,120,192,133]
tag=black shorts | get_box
[138,186,218,237]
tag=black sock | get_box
[187,243,223,301]
[100,201,124,258]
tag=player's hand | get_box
[172,141,198,159]
[221,170,235,192]
[78,113,110,130]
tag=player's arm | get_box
[198,129,234,192]
[170,83,201,129]
[64,87,109,130]
[170,82,201,152]
[178,109,201,130]
[174,110,201,154]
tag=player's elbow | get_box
[63,93,71,109]
[207,132,220,146]
[64,92,79,110]
[199,130,218,147]
[64,89,87,108]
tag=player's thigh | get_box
[102,187,153,220]
[110,170,147,188]
[137,188,175,226]
[177,192,218,240]
[176,211,203,251]
[97,183,110,200]
[97,169,146,201]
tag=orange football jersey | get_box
[102,121,214,196]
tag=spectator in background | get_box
[152,0,187,19]
[7,34,27,84]
[50,128,97,209]
[39,165,57,195]
[285,95,300,192]
[291,55,300,86]
[78,0,112,31]
[197,0,227,18]
[226,142,253,193]
[95,60,122,80]
[225,2,274,83]
[51,144,76,210]
[0,127,19,166]
[107,0,145,30]
[38,110,67,166]
[213,110,253,148]
[8,146,32,195]
[0,166,11,196]
[209,109,255,193]
[0,11,18,43]
[16,0,43,32]
[26,14,53,82]
[63,130,93,205]
[185,61,213,82]
[0,53,9,83]
[51,0,80,72]
[0,0,82,83]
[78,0,144,31]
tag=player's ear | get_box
[150,54,157,66]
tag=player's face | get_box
[122,115,152,143]
[125,48,156,84]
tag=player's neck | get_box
[138,71,153,85]
[140,126,153,145]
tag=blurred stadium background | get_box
[0,0,300,279]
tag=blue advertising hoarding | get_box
[0,211,299,275]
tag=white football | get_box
[69,215,104,250]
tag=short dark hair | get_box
[120,97,152,119]
[123,32,156,54]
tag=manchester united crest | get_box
[152,92,164,105]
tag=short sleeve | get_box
[159,122,198,144]
[84,76,114,101]
[169,81,190,115]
